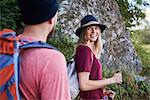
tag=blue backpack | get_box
[0,29,56,100]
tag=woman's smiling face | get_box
[84,25,101,42]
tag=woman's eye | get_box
[96,27,100,30]
[87,27,92,30]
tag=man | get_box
[17,0,71,100]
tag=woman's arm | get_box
[78,72,122,91]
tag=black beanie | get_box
[18,0,59,25]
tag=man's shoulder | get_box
[21,48,66,70]
[26,48,64,58]
[39,48,65,58]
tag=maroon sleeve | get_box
[75,45,93,73]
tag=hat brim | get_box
[75,24,106,37]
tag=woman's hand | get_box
[108,90,116,100]
[103,89,116,100]
[112,72,122,84]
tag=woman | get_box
[74,15,122,100]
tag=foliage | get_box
[140,29,150,44]
[115,0,149,28]
[102,66,150,100]
[131,29,150,77]
[134,43,150,68]
[131,28,150,44]
[0,0,24,31]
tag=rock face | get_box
[58,0,142,71]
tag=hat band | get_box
[82,21,100,27]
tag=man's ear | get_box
[48,19,52,24]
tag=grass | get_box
[141,44,150,67]
[142,44,150,53]
[138,44,150,77]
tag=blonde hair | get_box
[77,27,102,56]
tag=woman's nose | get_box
[91,28,96,33]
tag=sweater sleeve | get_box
[75,45,93,73]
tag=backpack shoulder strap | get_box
[19,40,57,50]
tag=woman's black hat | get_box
[75,15,106,37]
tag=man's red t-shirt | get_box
[18,35,71,100]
